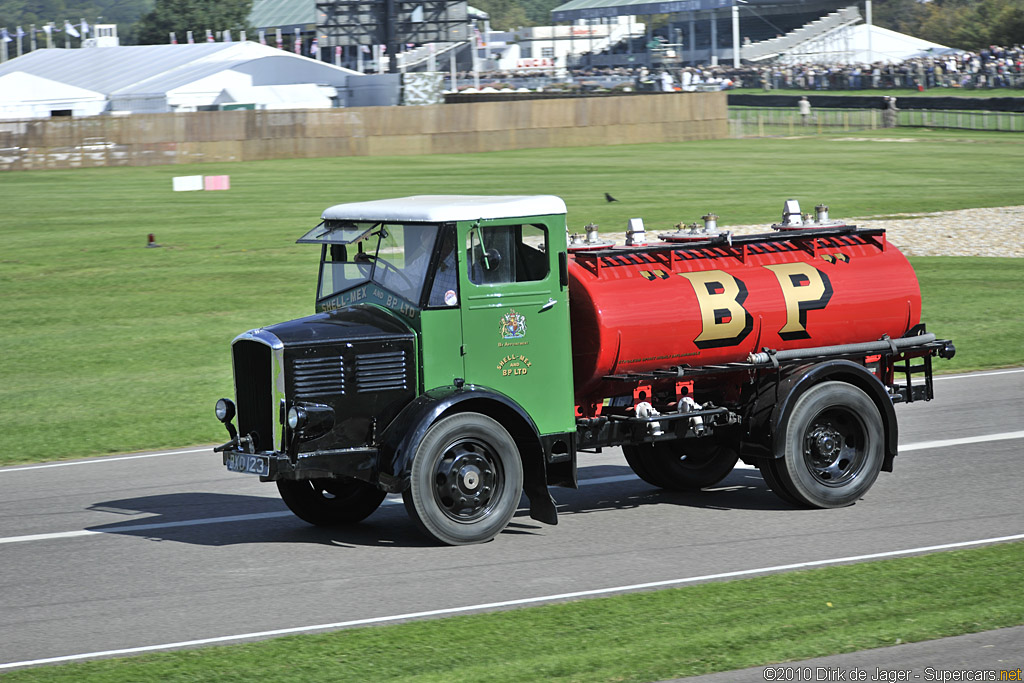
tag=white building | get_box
[487,17,646,71]
[0,41,361,120]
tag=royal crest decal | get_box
[499,309,527,339]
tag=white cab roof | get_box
[321,195,567,223]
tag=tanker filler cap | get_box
[772,199,848,231]
[659,214,731,243]
[567,223,616,251]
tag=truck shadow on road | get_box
[83,467,792,548]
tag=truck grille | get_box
[232,340,274,451]
[354,350,408,393]
[293,355,345,399]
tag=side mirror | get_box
[483,248,502,270]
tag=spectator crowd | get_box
[472,44,1023,93]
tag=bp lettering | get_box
[763,263,833,340]
[678,270,753,349]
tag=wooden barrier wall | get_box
[0,93,727,171]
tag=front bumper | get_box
[216,442,379,482]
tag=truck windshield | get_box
[317,222,441,304]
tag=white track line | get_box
[3,368,1020,474]
[1,448,214,473]
[3,532,1023,671]
[933,368,1024,381]
[900,431,1024,452]
[1,430,1020,548]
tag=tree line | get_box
[2,0,1021,52]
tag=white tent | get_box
[0,72,106,119]
[213,84,335,110]
[0,42,360,119]
[849,24,951,64]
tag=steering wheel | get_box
[358,253,415,290]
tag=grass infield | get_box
[729,87,1024,98]
[2,540,1022,681]
[1,129,1022,465]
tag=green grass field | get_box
[1,130,1023,465]
[3,540,1022,681]
[730,87,1024,98]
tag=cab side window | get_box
[467,224,548,285]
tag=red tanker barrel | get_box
[568,231,920,404]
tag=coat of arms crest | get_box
[499,309,527,339]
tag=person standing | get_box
[798,96,811,126]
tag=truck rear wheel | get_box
[277,478,387,526]
[774,381,884,508]
[402,412,524,545]
[623,439,739,491]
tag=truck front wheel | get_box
[277,478,387,526]
[622,439,739,491]
[774,381,884,508]
[402,412,524,545]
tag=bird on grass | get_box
[604,192,618,203]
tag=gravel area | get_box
[731,205,1024,258]
[587,206,1024,258]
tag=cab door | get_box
[457,217,574,436]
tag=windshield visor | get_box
[316,222,441,304]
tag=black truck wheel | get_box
[623,439,739,491]
[774,381,884,508]
[402,412,524,545]
[277,477,387,526]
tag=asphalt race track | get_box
[1,369,1021,672]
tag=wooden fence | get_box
[0,93,727,171]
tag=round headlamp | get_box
[215,398,235,423]
[287,406,307,430]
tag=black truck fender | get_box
[740,360,899,472]
[376,384,559,525]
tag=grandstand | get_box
[552,0,906,68]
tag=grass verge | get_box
[729,87,1024,98]
[1,130,1022,465]
[3,541,1022,681]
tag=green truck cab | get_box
[216,196,577,544]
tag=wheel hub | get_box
[434,444,499,522]
[460,465,481,492]
[807,425,843,464]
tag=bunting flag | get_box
[293,28,301,54]
[205,29,214,43]
[259,29,266,45]
[187,30,194,44]
[64,21,80,37]
[43,24,52,35]
[310,37,318,57]
[16,26,25,38]
[275,28,282,49]
[1,28,10,43]
[80,19,89,36]
[360,44,370,53]
[169,31,177,44]
[223,29,232,42]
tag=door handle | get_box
[540,298,557,311]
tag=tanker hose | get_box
[747,333,937,365]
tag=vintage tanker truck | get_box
[214,195,954,545]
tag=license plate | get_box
[225,453,270,476]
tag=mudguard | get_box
[376,384,559,525]
[743,360,899,472]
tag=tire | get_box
[758,459,804,506]
[774,381,884,508]
[277,477,387,526]
[402,412,524,545]
[623,439,739,491]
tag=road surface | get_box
[0,368,1021,671]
